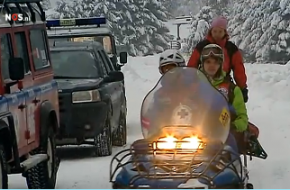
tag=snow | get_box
[8,54,290,188]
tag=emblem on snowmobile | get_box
[171,104,192,125]
[219,107,230,127]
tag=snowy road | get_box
[9,56,290,189]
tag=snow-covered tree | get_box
[256,0,290,63]
[52,0,76,18]
[187,6,213,51]
[205,0,231,17]
[228,0,290,63]
[228,0,265,62]
[52,0,171,56]
[227,0,249,47]
[41,0,51,10]
[162,0,203,17]
[135,0,171,55]
[110,0,144,56]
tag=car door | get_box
[13,31,36,147]
[0,32,28,153]
[100,49,124,113]
[96,50,119,128]
[27,28,54,144]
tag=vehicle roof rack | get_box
[0,0,45,25]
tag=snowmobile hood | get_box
[55,78,103,92]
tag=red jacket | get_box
[187,33,247,89]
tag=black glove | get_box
[241,88,248,103]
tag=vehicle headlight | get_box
[157,136,178,149]
[180,137,201,149]
[72,90,100,103]
[156,136,201,150]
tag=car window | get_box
[0,34,13,80]
[15,32,30,73]
[50,50,100,78]
[95,52,108,75]
[29,29,50,70]
[97,51,111,73]
[99,50,114,71]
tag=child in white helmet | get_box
[141,50,187,137]
[158,49,186,75]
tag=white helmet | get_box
[159,49,186,74]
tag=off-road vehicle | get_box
[0,0,59,188]
[46,17,127,70]
[50,41,127,156]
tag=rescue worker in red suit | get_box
[187,16,249,103]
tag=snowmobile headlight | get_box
[180,137,201,149]
[156,136,201,150]
[156,136,178,149]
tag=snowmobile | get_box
[110,67,267,189]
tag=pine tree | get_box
[52,0,171,56]
[113,0,144,56]
[227,0,249,47]
[52,0,76,18]
[187,6,213,51]
[161,0,200,17]
[205,0,231,17]
[41,0,51,10]
[136,0,171,55]
[232,0,264,62]
[256,0,290,63]
[228,0,290,63]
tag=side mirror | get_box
[119,52,127,64]
[9,57,24,81]
[106,71,124,82]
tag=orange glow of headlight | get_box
[181,136,201,149]
[156,136,202,150]
[156,136,177,149]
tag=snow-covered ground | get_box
[9,54,290,188]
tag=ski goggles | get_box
[200,47,223,60]
[159,62,178,74]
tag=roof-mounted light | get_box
[46,17,106,28]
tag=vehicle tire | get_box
[26,126,57,189]
[0,145,8,189]
[94,108,112,157]
[246,183,254,189]
[113,102,127,146]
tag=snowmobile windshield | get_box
[140,67,231,145]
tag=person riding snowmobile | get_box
[199,43,252,152]
[158,49,186,75]
[141,50,187,136]
[187,16,249,103]
[156,49,187,98]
